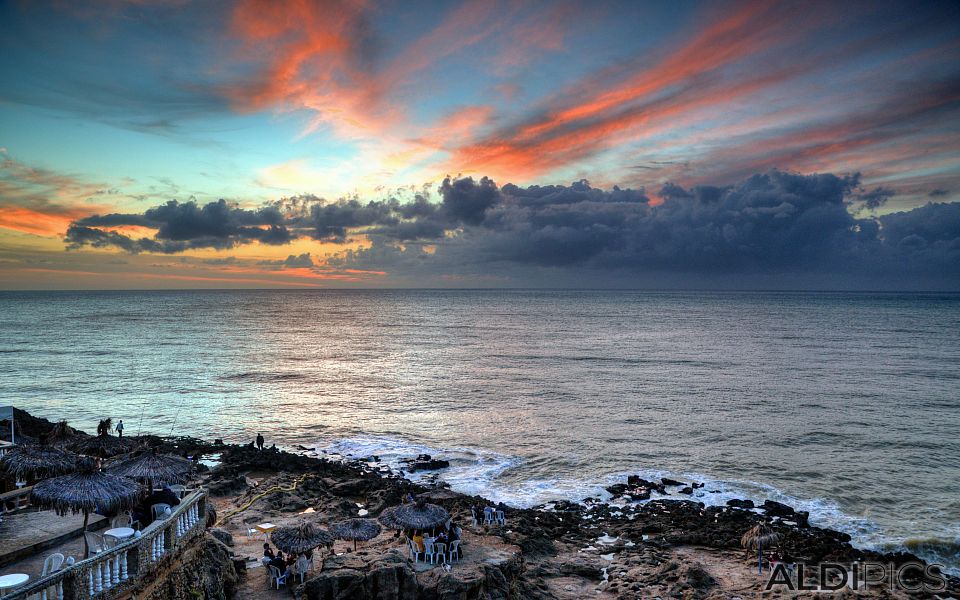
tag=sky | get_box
[0,0,958,290]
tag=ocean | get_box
[0,289,957,572]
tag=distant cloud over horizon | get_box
[61,170,960,290]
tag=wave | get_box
[312,434,959,575]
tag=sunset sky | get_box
[1,0,959,289]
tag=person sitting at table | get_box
[435,530,448,545]
[263,543,275,560]
[269,553,289,576]
[412,531,425,553]
[448,523,462,558]
[148,485,181,508]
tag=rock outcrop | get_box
[135,536,243,600]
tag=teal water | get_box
[1,290,958,571]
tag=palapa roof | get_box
[31,459,143,516]
[392,501,450,531]
[376,505,403,529]
[741,522,781,550]
[107,448,193,484]
[71,434,138,458]
[330,518,382,542]
[271,522,334,554]
[48,420,80,447]
[1,444,77,479]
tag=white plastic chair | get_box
[431,542,447,564]
[41,553,65,576]
[294,555,310,583]
[470,509,479,526]
[423,539,435,563]
[447,540,461,563]
[495,510,506,525]
[151,503,171,521]
[103,534,120,549]
[408,539,423,562]
[268,565,288,589]
[84,532,104,555]
[483,508,494,525]
[111,514,132,529]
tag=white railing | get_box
[5,490,207,600]
[0,486,32,515]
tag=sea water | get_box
[1,289,957,571]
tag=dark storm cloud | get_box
[68,199,293,253]
[855,186,895,209]
[64,171,960,287]
[929,189,949,198]
[439,176,500,225]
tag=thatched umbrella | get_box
[271,521,334,555]
[377,506,403,530]
[392,500,450,532]
[31,459,143,558]
[741,522,781,574]
[48,420,79,447]
[107,448,193,492]
[330,518,381,551]
[72,434,136,458]
[1,444,77,480]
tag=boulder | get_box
[726,499,754,509]
[762,500,795,517]
[661,478,685,487]
[209,528,233,547]
[301,551,418,600]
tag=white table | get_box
[0,573,29,597]
[255,523,276,540]
[104,527,135,540]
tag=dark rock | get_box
[404,458,451,472]
[302,552,418,600]
[661,478,685,487]
[329,478,377,497]
[558,557,603,579]
[726,499,754,509]
[207,475,248,497]
[762,500,795,517]
[679,487,694,495]
[136,536,242,600]
[210,528,233,547]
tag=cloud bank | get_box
[64,170,960,288]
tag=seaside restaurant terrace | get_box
[0,408,208,600]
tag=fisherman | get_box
[115,419,124,438]
[256,432,264,450]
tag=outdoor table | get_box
[255,523,276,540]
[0,573,29,597]
[105,527,136,540]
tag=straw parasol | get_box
[1,443,77,480]
[107,448,193,492]
[31,459,143,558]
[48,420,79,447]
[72,434,136,458]
[376,505,403,530]
[271,521,334,555]
[392,500,450,532]
[330,518,382,551]
[741,522,781,574]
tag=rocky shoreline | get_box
[201,440,959,599]
[6,410,959,599]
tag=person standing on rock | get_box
[115,419,124,438]
[256,432,264,450]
